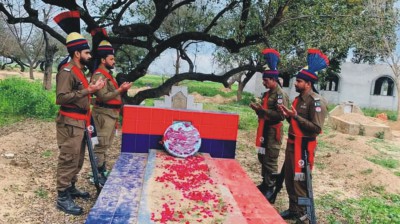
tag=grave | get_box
[329,101,392,140]
[85,91,284,223]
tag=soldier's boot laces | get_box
[56,190,83,216]
[68,183,90,199]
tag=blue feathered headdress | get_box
[296,49,329,82]
[262,48,280,79]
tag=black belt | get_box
[288,133,316,141]
[95,102,122,109]
[60,106,88,114]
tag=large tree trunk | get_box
[43,31,58,90]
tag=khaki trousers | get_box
[257,125,282,187]
[284,142,307,215]
[92,112,117,168]
[56,123,86,191]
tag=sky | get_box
[148,44,224,76]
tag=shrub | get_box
[0,78,57,119]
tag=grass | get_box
[134,74,239,98]
[41,150,53,158]
[317,193,400,224]
[362,107,397,121]
[367,157,399,169]
[34,187,48,199]
[203,102,258,130]
[0,114,25,127]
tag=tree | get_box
[350,0,400,116]
[1,8,45,79]
[0,0,396,104]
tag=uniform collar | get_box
[299,89,313,101]
[268,85,280,94]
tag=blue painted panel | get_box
[121,134,237,158]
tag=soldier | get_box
[91,40,132,185]
[250,48,289,199]
[54,11,105,215]
[278,49,329,220]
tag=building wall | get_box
[245,63,398,110]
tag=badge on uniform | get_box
[277,94,283,105]
[315,100,321,112]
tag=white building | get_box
[244,62,398,110]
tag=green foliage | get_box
[0,78,58,120]
[237,92,256,106]
[203,102,258,131]
[362,108,397,121]
[34,187,48,199]
[367,138,400,152]
[318,193,400,224]
[367,157,399,169]
[41,150,53,158]
[182,80,238,98]
[133,75,165,88]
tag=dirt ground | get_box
[0,74,399,223]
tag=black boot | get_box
[56,190,83,215]
[69,183,90,199]
[98,163,108,186]
[257,179,267,193]
[280,209,299,220]
[265,186,274,200]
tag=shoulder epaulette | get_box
[310,92,320,101]
[63,67,71,72]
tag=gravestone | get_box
[171,91,187,109]
[154,86,203,110]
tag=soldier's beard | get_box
[106,64,114,70]
[80,58,91,67]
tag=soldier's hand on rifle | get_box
[88,77,106,93]
[118,82,133,93]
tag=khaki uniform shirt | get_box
[262,85,289,124]
[91,70,121,119]
[55,61,90,129]
[289,91,328,137]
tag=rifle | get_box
[84,120,102,195]
[267,162,285,204]
[298,148,317,224]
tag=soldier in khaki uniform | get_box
[250,49,289,200]
[278,49,329,221]
[91,40,132,185]
[54,11,105,216]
